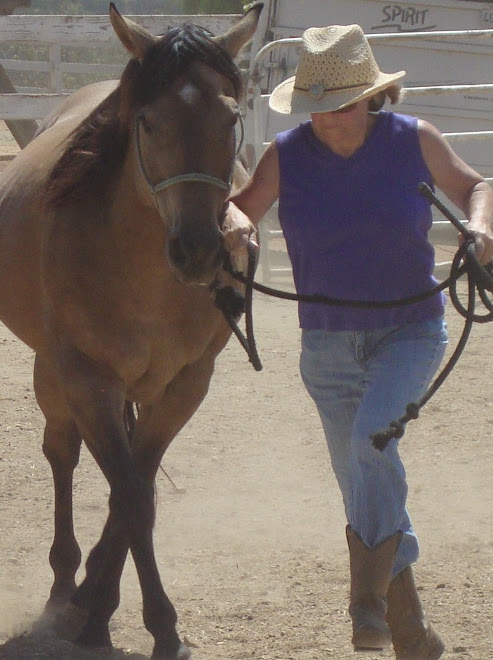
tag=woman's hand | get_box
[462,224,493,266]
[221,201,259,273]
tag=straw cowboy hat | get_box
[269,24,406,114]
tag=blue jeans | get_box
[300,317,448,576]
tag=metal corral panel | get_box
[248,0,493,176]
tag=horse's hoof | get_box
[43,596,69,617]
[76,617,113,650]
[29,593,71,634]
[30,607,58,634]
[151,641,192,660]
[52,602,89,641]
[176,644,192,660]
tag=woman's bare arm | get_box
[419,119,493,264]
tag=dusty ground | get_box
[0,129,492,660]
[0,122,18,158]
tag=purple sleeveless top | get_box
[276,111,445,331]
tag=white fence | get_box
[248,31,493,281]
[0,13,241,123]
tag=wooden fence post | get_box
[49,43,62,93]
[0,0,36,147]
[0,63,37,147]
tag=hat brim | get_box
[269,70,406,115]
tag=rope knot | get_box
[371,420,404,451]
[389,420,405,439]
[406,402,420,420]
[212,285,245,320]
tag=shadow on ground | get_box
[0,630,148,659]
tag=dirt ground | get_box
[0,129,492,660]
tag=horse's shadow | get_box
[0,629,148,659]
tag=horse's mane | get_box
[45,23,243,210]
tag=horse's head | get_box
[110,3,262,286]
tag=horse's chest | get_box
[44,224,230,398]
[128,309,228,402]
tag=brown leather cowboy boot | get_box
[386,566,445,659]
[346,526,402,651]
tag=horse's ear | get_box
[212,3,263,58]
[109,2,157,61]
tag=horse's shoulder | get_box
[0,119,77,197]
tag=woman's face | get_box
[310,98,370,139]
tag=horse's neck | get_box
[107,167,173,272]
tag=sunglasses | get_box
[331,102,358,114]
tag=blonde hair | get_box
[368,84,403,112]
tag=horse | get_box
[0,3,262,659]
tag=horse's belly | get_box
[0,124,79,349]
[0,185,47,349]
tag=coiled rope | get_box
[217,182,493,449]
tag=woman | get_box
[223,24,493,659]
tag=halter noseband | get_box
[135,114,244,196]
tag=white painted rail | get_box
[0,14,241,121]
[0,13,240,45]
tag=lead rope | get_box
[215,241,262,371]
[371,183,493,449]
[223,182,493,448]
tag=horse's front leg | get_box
[132,355,220,659]
[70,352,219,659]
[56,346,186,659]
[67,510,128,648]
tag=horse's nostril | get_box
[167,237,188,270]
[167,230,223,284]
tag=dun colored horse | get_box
[0,3,262,658]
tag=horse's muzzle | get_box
[167,229,224,286]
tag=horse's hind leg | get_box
[34,355,82,615]
[42,422,82,611]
